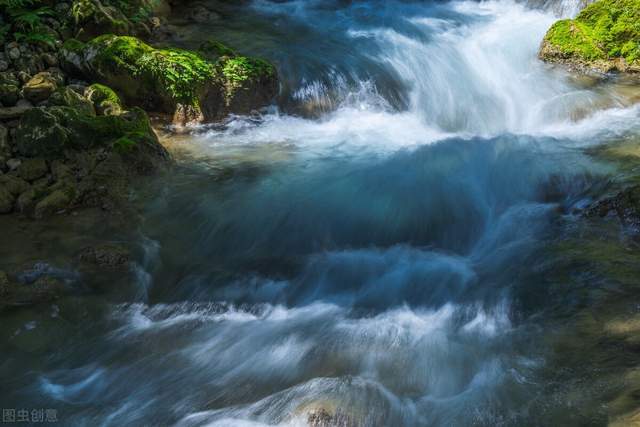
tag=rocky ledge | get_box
[0,0,280,220]
[539,0,640,74]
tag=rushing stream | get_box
[2,0,640,425]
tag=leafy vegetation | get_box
[0,0,56,47]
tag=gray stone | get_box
[8,47,20,60]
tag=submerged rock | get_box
[78,244,130,267]
[539,0,640,74]
[64,35,278,125]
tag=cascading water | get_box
[2,0,640,426]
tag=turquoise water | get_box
[2,0,640,425]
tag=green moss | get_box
[87,83,119,103]
[71,0,131,40]
[85,83,122,115]
[221,56,275,84]
[62,38,86,54]
[16,105,157,158]
[542,0,640,68]
[199,39,237,60]
[88,35,215,106]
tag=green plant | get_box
[0,0,56,47]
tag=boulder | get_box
[71,0,132,42]
[0,72,20,107]
[15,108,70,158]
[17,158,48,182]
[0,175,30,196]
[68,35,278,125]
[34,188,73,218]
[48,86,96,116]
[84,83,122,115]
[22,72,58,104]
[539,0,640,74]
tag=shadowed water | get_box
[2,0,640,426]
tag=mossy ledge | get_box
[63,35,278,126]
[539,0,640,74]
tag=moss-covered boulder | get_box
[539,0,640,74]
[66,35,278,125]
[15,105,166,162]
[48,87,96,116]
[84,83,123,115]
[0,72,20,107]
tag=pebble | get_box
[0,61,8,72]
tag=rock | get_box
[585,184,640,226]
[13,275,66,305]
[0,185,14,213]
[41,53,58,68]
[59,39,87,77]
[0,72,20,107]
[0,105,32,120]
[34,188,72,217]
[77,35,278,125]
[22,72,58,104]
[539,0,640,74]
[16,99,33,108]
[84,83,122,116]
[50,160,74,182]
[78,244,130,267]
[48,86,95,116]
[71,0,131,42]
[16,71,31,84]
[0,175,30,196]
[17,158,48,182]
[15,189,35,213]
[0,124,9,156]
[7,47,20,60]
[15,108,69,157]
[16,105,169,177]
[0,60,8,72]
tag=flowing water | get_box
[3,0,640,426]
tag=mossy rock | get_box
[48,87,96,116]
[539,0,640,74]
[84,83,123,115]
[0,73,20,107]
[71,0,132,42]
[75,35,278,124]
[15,104,168,167]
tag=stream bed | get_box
[2,0,640,425]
